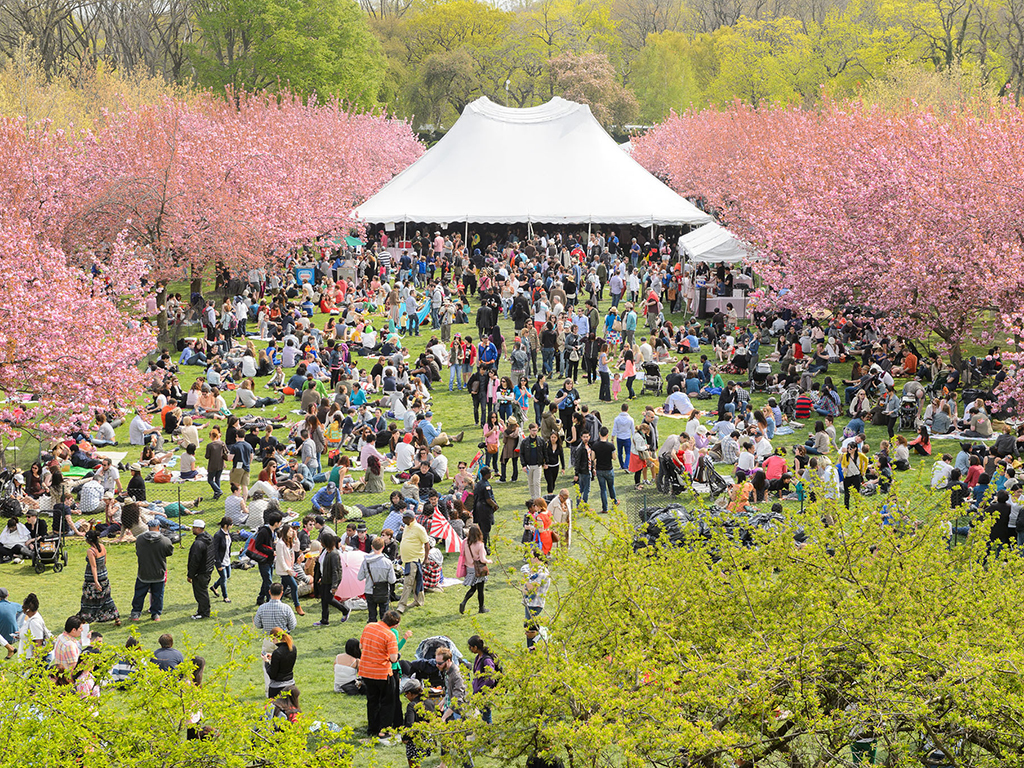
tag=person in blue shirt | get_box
[686,331,700,351]
[419,412,463,447]
[845,413,866,437]
[0,588,21,645]
[479,340,497,371]
[685,373,701,396]
[350,384,368,407]
[312,483,341,517]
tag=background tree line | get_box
[1,0,1021,130]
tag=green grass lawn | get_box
[0,282,964,764]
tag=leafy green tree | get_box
[629,30,703,120]
[0,629,354,765]
[419,485,1024,767]
[188,0,386,107]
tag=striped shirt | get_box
[359,621,397,680]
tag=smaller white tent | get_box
[678,222,750,264]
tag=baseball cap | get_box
[191,519,206,529]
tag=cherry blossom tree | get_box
[0,221,155,440]
[633,101,1024,371]
[70,93,423,292]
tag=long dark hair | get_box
[467,634,492,656]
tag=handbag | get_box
[473,560,490,577]
[245,533,270,564]
[486,443,498,454]
[152,468,172,483]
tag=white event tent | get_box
[354,97,711,229]
[678,221,750,264]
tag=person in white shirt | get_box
[17,593,49,659]
[639,340,654,364]
[241,354,257,378]
[663,387,694,416]
[95,460,122,494]
[612,404,635,470]
[736,441,756,476]
[0,518,32,561]
[129,411,162,448]
[753,434,774,460]
[430,446,449,480]
[395,434,416,472]
[931,455,954,489]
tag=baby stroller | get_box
[692,455,729,500]
[750,362,773,393]
[898,395,919,432]
[656,456,688,496]
[642,362,662,396]
[780,384,801,419]
[33,532,67,573]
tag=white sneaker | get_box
[11,558,22,564]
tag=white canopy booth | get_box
[678,222,755,320]
[354,96,711,238]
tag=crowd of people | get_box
[0,223,1011,750]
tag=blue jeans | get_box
[449,364,463,390]
[407,312,420,335]
[721,402,736,417]
[525,604,543,620]
[281,574,300,607]
[577,472,591,503]
[131,579,165,618]
[616,438,631,470]
[596,470,616,512]
[257,561,274,604]
[611,292,621,307]
[213,565,231,598]
[208,471,222,498]
[542,347,555,374]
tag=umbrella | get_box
[333,549,369,601]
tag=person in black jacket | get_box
[717,382,739,420]
[254,512,282,607]
[130,520,174,622]
[314,533,350,626]
[263,629,297,699]
[211,517,233,604]
[187,520,216,620]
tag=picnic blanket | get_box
[95,451,128,465]
[931,433,997,442]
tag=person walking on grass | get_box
[130,520,173,622]
[460,524,492,615]
[314,533,350,626]
[186,519,215,620]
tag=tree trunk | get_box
[189,263,203,299]
[156,283,168,339]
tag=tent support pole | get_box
[587,220,591,246]
[403,221,407,245]
[465,220,469,248]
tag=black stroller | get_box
[898,396,919,432]
[656,456,688,496]
[692,455,729,500]
[642,362,663,396]
[750,362,773,393]
[33,532,67,573]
